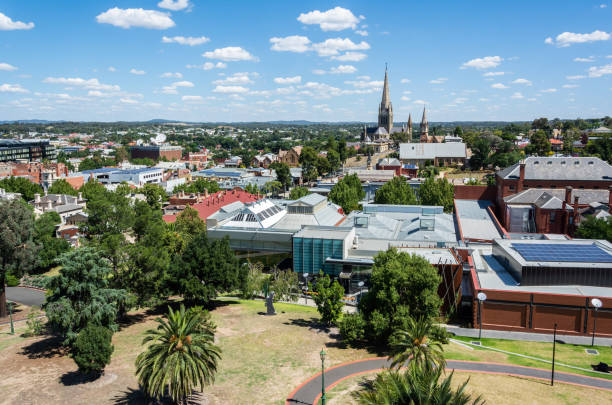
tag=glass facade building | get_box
[293,235,345,276]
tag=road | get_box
[5,287,46,307]
[286,357,612,405]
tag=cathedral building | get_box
[419,106,443,143]
[362,68,411,153]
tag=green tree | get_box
[0,176,43,201]
[114,146,129,164]
[174,206,206,239]
[0,200,39,317]
[453,126,464,137]
[72,324,114,375]
[374,177,418,205]
[269,267,299,302]
[240,262,267,299]
[358,248,442,345]
[329,173,364,214]
[357,367,484,405]
[172,233,244,304]
[135,305,221,404]
[270,162,292,191]
[327,149,341,173]
[78,178,106,201]
[525,130,551,156]
[469,137,492,170]
[33,211,71,271]
[289,186,310,200]
[262,180,282,197]
[576,216,612,242]
[389,317,446,370]
[299,146,319,182]
[173,178,220,195]
[44,247,128,345]
[47,179,78,196]
[312,273,345,326]
[418,177,454,212]
[141,183,167,210]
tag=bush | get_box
[20,274,51,289]
[339,313,365,343]
[5,274,20,287]
[72,324,114,375]
[23,306,45,337]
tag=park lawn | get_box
[324,370,612,405]
[446,336,612,380]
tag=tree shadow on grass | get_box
[113,387,203,405]
[284,317,331,333]
[20,335,66,359]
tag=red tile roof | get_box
[163,188,259,223]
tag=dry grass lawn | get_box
[324,370,612,405]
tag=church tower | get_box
[378,67,393,134]
[407,113,413,138]
[419,106,429,142]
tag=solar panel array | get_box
[511,243,612,263]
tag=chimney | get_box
[518,161,526,192]
[78,192,82,200]
[47,200,52,210]
[565,186,572,205]
[35,193,41,203]
[608,186,612,214]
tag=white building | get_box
[399,142,467,167]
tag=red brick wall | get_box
[454,185,496,201]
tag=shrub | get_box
[20,274,51,289]
[23,306,45,337]
[339,313,365,343]
[72,324,114,375]
[5,274,20,287]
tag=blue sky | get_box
[0,1,611,122]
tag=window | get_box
[509,185,515,191]
[550,212,556,222]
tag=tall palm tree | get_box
[135,305,221,404]
[389,316,446,370]
[357,366,485,405]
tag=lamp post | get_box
[591,298,603,347]
[357,281,365,307]
[477,292,487,340]
[551,323,557,386]
[8,301,14,335]
[303,273,309,305]
[320,347,326,405]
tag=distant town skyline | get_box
[0,1,611,122]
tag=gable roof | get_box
[497,156,612,181]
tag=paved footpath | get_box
[286,357,612,405]
[6,287,45,307]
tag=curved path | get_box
[6,287,45,307]
[286,357,612,405]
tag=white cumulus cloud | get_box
[182,95,203,102]
[161,72,182,78]
[330,65,357,74]
[274,76,302,84]
[331,52,367,61]
[512,78,532,85]
[545,30,610,47]
[355,30,368,36]
[510,92,524,99]
[461,56,503,69]
[96,8,175,29]
[483,71,505,77]
[43,77,120,91]
[0,12,34,30]
[430,77,447,84]
[130,69,146,75]
[186,62,226,70]
[0,83,28,93]
[566,75,586,80]
[491,83,509,89]
[0,63,18,71]
[108,66,117,72]
[312,38,369,57]
[158,0,190,11]
[203,47,256,61]
[213,85,249,93]
[213,72,257,85]
[400,78,410,84]
[162,36,209,46]
[588,63,612,77]
[574,56,595,62]
[563,84,579,88]
[297,7,359,31]
[270,35,311,52]
[541,88,557,93]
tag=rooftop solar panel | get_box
[511,243,612,263]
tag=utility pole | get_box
[551,323,557,386]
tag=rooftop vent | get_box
[574,161,580,165]
[547,161,552,165]
[561,161,566,165]
[534,161,539,165]
[589,161,594,165]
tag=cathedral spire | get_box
[381,65,390,107]
[407,113,412,136]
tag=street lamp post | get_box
[320,347,326,405]
[477,292,487,340]
[591,298,603,347]
[551,323,558,386]
[8,301,14,335]
[357,281,365,307]
[303,273,309,305]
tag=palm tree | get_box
[357,366,485,405]
[135,305,221,404]
[389,316,446,370]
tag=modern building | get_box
[130,145,183,161]
[399,142,467,167]
[79,167,163,187]
[0,139,57,162]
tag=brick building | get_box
[278,146,302,167]
[130,145,183,161]
[495,157,612,234]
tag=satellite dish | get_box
[136,139,144,146]
[591,298,603,309]
[156,133,167,144]
[477,292,487,302]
